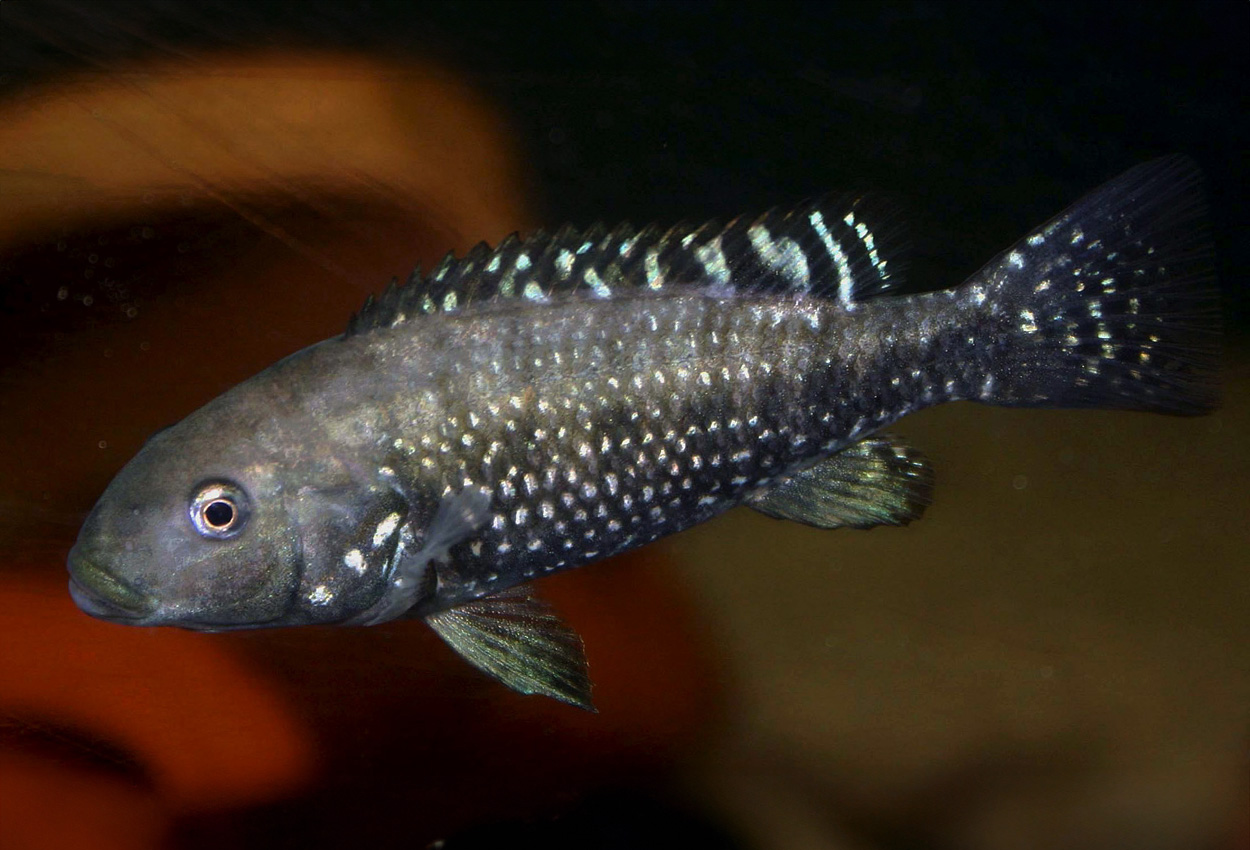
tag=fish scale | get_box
[68,157,1219,710]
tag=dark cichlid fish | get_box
[68,157,1219,709]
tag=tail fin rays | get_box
[976,156,1219,416]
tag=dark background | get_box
[2,0,1246,330]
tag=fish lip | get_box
[66,549,155,620]
[67,577,145,622]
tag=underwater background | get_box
[1,2,1246,849]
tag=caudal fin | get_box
[974,156,1220,415]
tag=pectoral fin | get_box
[426,586,594,711]
[746,435,933,529]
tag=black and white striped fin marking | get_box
[346,194,908,336]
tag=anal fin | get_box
[746,434,933,529]
[426,586,594,711]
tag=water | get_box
[1,4,1246,849]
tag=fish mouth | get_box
[67,549,155,621]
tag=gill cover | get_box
[283,484,410,623]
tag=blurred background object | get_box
[0,3,1246,849]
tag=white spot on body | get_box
[343,549,367,574]
[371,513,402,548]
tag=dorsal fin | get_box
[345,194,907,336]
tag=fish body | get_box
[68,158,1219,708]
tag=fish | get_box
[67,156,1219,710]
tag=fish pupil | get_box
[203,500,235,528]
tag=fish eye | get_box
[189,482,250,539]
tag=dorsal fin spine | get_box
[343,194,907,337]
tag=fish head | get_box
[67,400,306,630]
[68,383,419,630]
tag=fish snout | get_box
[67,548,155,621]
